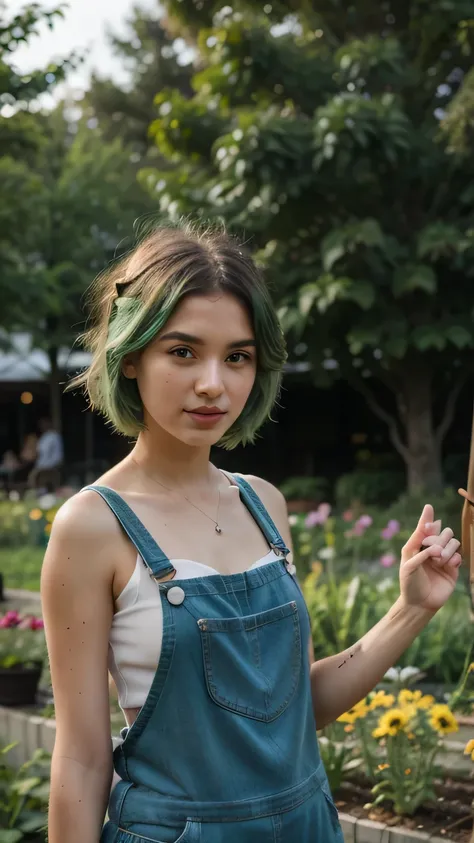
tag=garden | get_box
[0,477,473,842]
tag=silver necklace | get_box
[131,457,223,534]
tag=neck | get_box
[131,427,215,490]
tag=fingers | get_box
[422,527,452,548]
[402,543,463,576]
[403,505,435,555]
[402,544,443,575]
[421,529,460,562]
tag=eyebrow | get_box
[158,331,256,350]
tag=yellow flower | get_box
[404,768,411,775]
[325,532,335,547]
[417,694,435,710]
[29,508,42,521]
[300,543,311,555]
[468,663,474,673]
[344,724,354,732]
[44,523,52,536]
[429,705,458,735]
[45,508,57,523]
[337,700,369,724]
[377,763,390,770]
[372,707,410,738]
[464,739,474,760]
[311,561,323,576]
[369,691,395,710]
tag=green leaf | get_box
[445,325,473,348]
[321,231,346,272]
[412,326,446,351]
[0,744,18,757]
[345,280,376,309]
[0,832,23,843]
[10,777,41,796]
[17,811,48,833]
[393,264,437,297]
[298,284,319,318]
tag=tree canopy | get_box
[138,0,474,491]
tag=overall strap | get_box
[82,485,175,580]
[230,474,289,555]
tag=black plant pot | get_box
[0,662,43,706]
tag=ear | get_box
[121,354,138,379]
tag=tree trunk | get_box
[397,364,444,494]
[48,346,62,433]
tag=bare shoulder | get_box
[42,489,124,588]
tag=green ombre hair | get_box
[72,221,287,449]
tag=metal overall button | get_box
[167,586,186,606]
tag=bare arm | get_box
[309,598,434,728]
[41,492,119,843]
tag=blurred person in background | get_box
[29,418,63,492]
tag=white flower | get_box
[345,576,360,609]
[37,493,57,510]
[9,491,20,502]
[319,547,335,560]
[288,515,298,526]
[376,578,394,593]
[383,665,422,683]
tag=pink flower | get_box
[357,515,373,528]
[305,503,332,528]
[342,510,354,522]
[381,519,400,540]
[380,553,396,568]
[0,611,20,628]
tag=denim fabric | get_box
[84,477,343,842]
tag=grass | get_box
[0,545,45,591]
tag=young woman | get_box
[41,223,462,843]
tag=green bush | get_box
[0,495,62,549]
[0,548,45,591]
[335,470,405,508]
[280,475,329,501]
[0,744,50,842]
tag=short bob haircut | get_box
[71,221,287,450]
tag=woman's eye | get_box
[171,347,193,359]
[227,352,250,364]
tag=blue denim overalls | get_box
[86,476,344,843]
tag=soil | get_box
[335,776,474,841]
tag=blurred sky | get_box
[8,0,158,92]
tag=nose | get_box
[194,360,225,399]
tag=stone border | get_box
[338,813,466,841]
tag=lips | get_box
[186,406,226,415]
[184,407,228,426]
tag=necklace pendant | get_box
[215,525,222,534]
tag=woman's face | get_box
[123,291,257,447]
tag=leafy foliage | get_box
[142,0,474,490]
[0,745,50,842]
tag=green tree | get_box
[0,2,75,305]
[141,0,474,492]
[85,4,193,156]
[2,107,154,429]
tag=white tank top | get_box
[108,550,279,709]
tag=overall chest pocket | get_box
[198,601,302,722]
